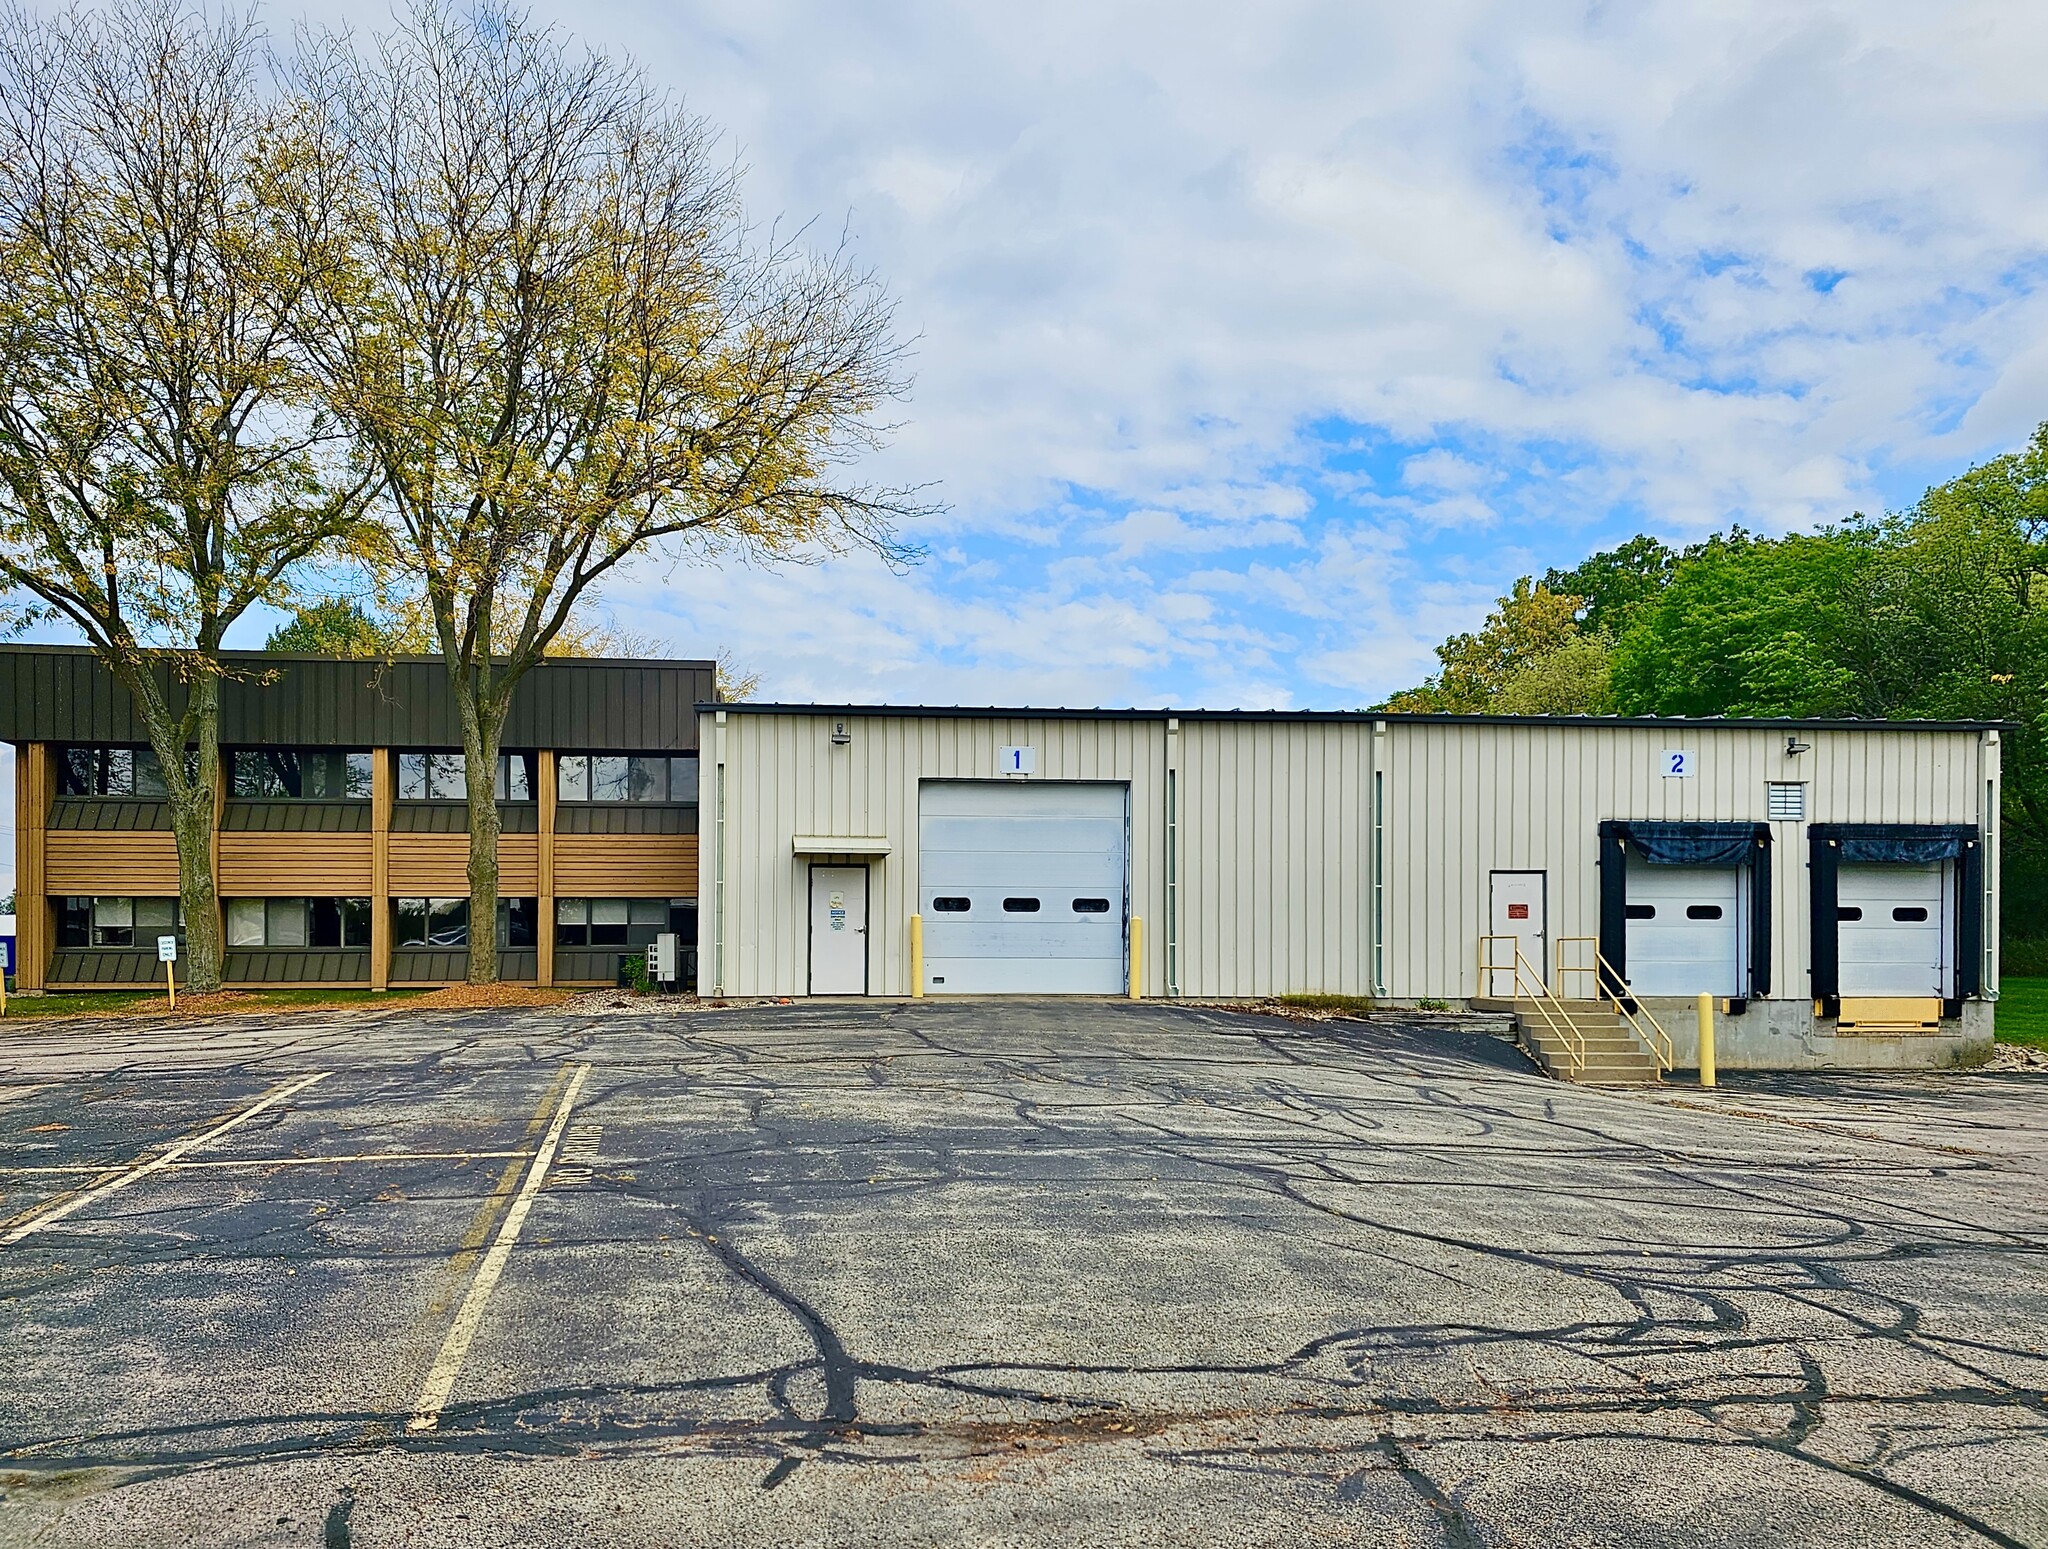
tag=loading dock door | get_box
[1625,864,1742,996]
[1838,863,1949,998]
[919,782,1128,994]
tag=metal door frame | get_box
[1488,869,1548,993]
[807,862,870,996]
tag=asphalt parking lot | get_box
[0,1000,2043,1549]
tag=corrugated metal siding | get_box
[1176,720,1373,996]
[49,951,161,985]
[0,647,715,750]
[710,711,1992,1003]
[225,950,370,984]
[220,801,371,833]
[556,805,697,834]
[48,799,172,831]
[387,948,538,982]
[1377,722,1988,1000]
[712,713,1167,996]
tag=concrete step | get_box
[1513,1007,1664,1084]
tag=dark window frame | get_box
[396,750,536,803]
[392,896,537,950]
[555,752,699,805]
[58,895,183,949]
[225,896,372,949]
[228,748,373,801]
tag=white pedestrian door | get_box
[1839,863,1948,998]
[1487,872,1546,996]
[1625,864,1742,996]
[808,866,869,994]
[919,782,1129,994]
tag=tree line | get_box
[0,0,924,989]
[1383,425,2048,961]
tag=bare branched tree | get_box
[293,1,927,982]
[0,0,364,990]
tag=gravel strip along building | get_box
[703,704,2003,1072]
[3,645,710,993]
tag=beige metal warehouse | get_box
[699,706,2001,1073]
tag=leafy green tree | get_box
[1490,633,1615,716]
[292,2,924,982]
[1381,578,1587,713]
[1544,534,1676,639]
[264,598,397,656]
[1606,530,1878,718]
[0,1,361,991]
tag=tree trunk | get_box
[169,777,223,993]
[459,696,505,984]
[118,657,226,993]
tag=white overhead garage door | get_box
[1625,863,1742,996]
[919,782,1128,994]
[1839,863,1949,997]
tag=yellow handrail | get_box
[1554,935,1676,1072]
[1479,933,1585,1079]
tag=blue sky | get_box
[8,0,2048,895]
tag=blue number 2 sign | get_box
[1662,749,1695,779]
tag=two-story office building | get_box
[3,646,710,991]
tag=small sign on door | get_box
[1507,903,1529,919]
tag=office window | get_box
[556,753,697,803]
[226,897,372,948]
[58,896,181,948]
[393,897,535,949]
[554,897,692,948]
[57,746,171,797]
[230,749,372,799]
[398,751,535,801]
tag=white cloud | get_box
[25,0,2048,712]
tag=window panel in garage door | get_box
[1838,863,1949,998]
[919,782,1128,994]
[1625,863,1742,996]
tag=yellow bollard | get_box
[1128,916,1143,1000]
[166,955,177,1013]
[908,913,924,999]
[1697,991,1715,1087]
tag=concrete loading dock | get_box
[701,706,2003,1073]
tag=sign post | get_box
[158,935,179,1011]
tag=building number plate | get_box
[1662,749,1695,779]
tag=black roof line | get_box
[697,702,2011,733]
[0,642,716,670]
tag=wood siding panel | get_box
[46,831,180,893]
[386,834,539,895]
[553,834,698,896]
[218,834,373,893]
[388,835,472,895]
[17,743,51,988]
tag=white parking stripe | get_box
[0,1150,537,1175]
[407,1062,592,1433]
[0,1071,332,1245]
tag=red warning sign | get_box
[1507,903,1530,919]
